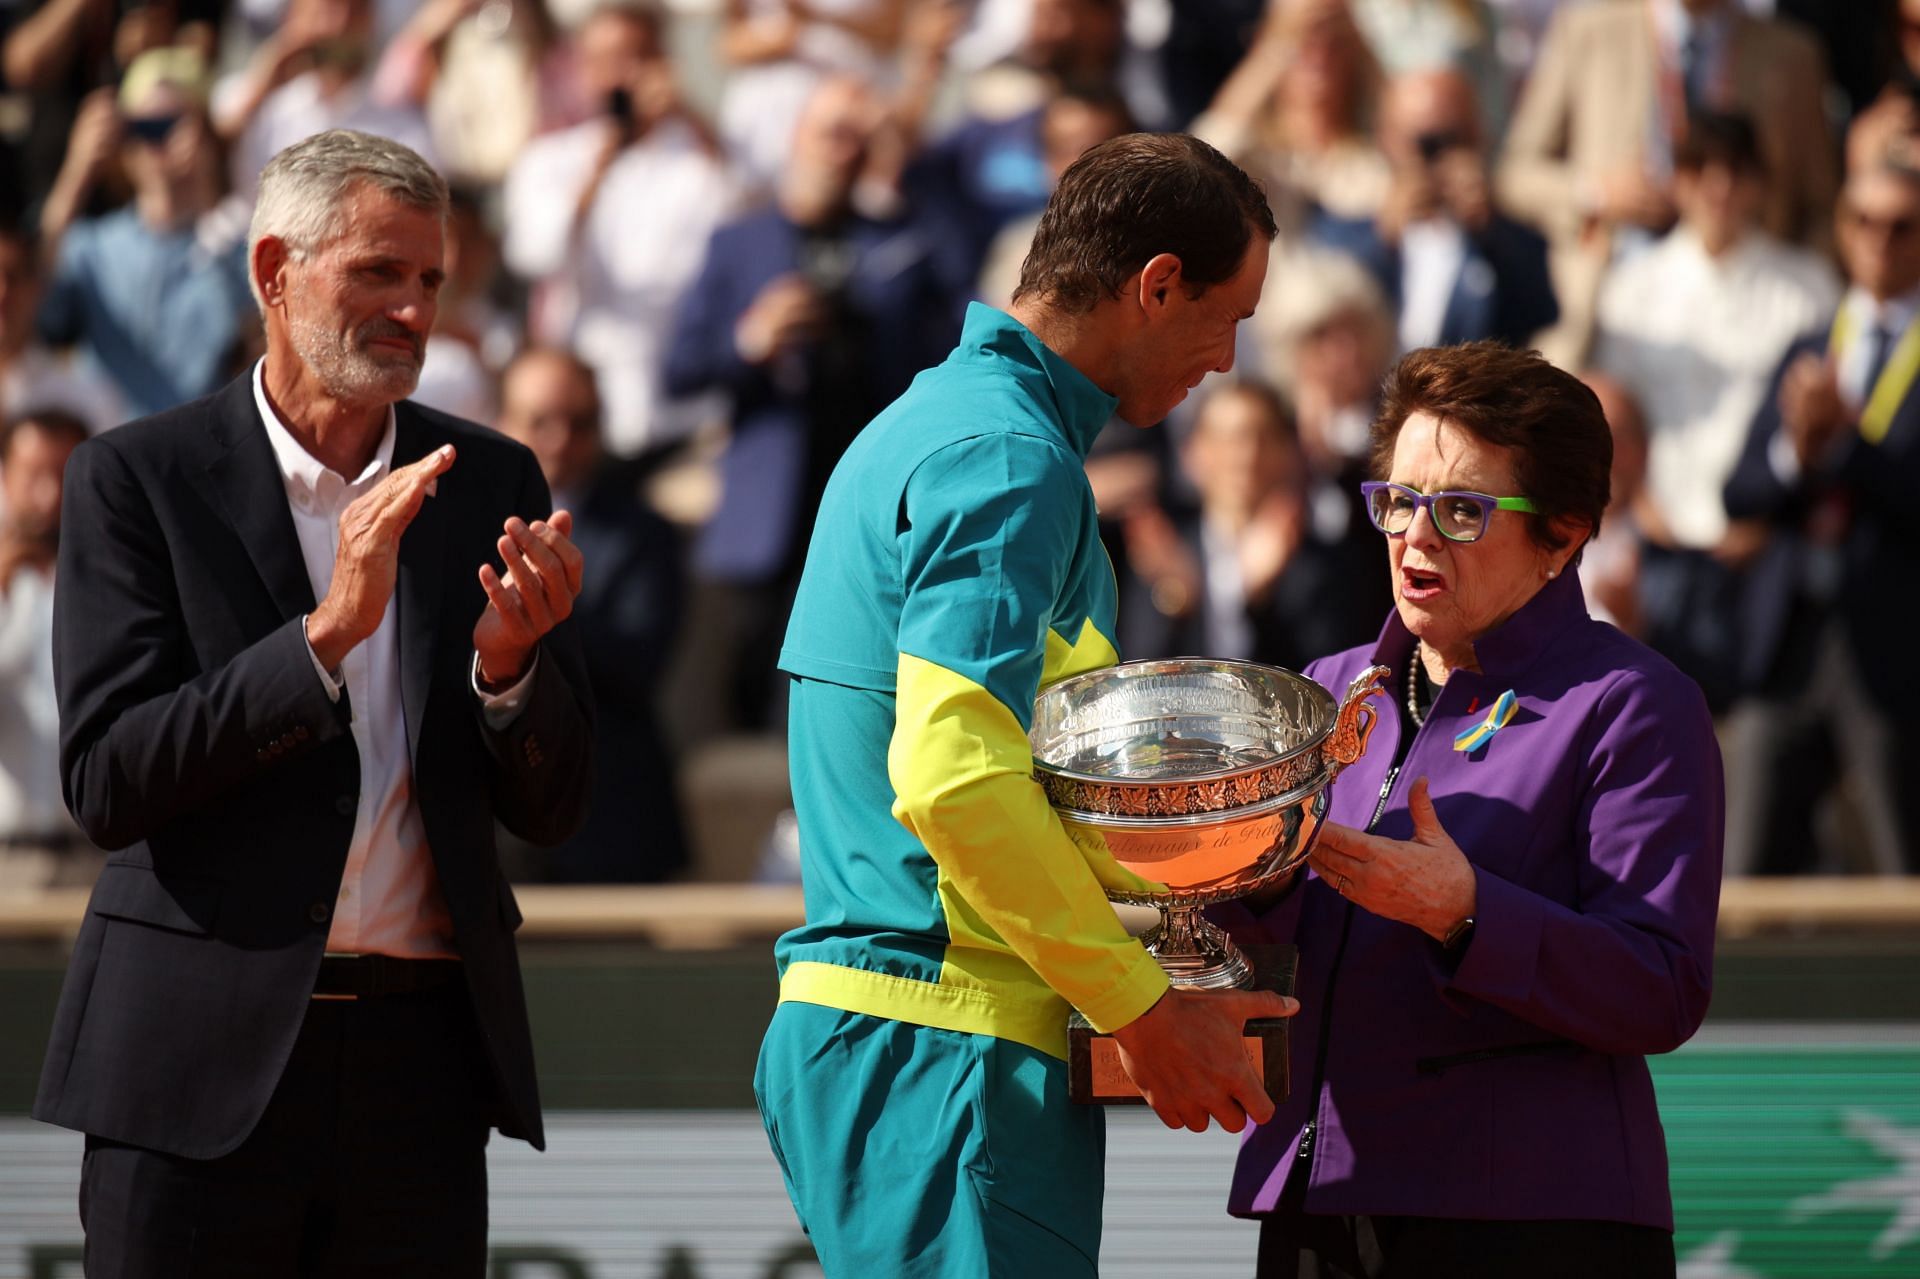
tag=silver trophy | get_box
[1032,659,1391,992]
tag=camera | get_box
[1415,129,1468,164]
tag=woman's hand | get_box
[1308,777,1476,941]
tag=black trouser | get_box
[79,982,494,1278]
[1256,1211,1677,1279]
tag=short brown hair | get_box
[1013,132,1277,314]
[1676,110,1765,178]
[1370,342,1610,561]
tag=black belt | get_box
[313,954,463,1001]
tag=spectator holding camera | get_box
[503,0,734,458]
[38,48,255,418]
[665,74,955,729]
[0,0,216,211]
[1312,67,1556,352]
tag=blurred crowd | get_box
[1,0,1916,887]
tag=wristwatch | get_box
[1442,916,1476,950]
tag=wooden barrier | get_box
[4,878,1920,947]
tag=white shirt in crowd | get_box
[1198,517,1255,663]
[251,361,529,959]
[1397,217,1472,353]
[1594,225,1840,550]
[503,117,735,456]
[0,565,75,840]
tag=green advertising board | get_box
[1663,1042,1920,1278]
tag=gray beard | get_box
[288,312,421,405]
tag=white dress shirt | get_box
[1198,517,1255,662]
[1833,284,1920,407]
[503,118,735,455]
[1594,226,1840,549]
[1398,217,1470,352]
[251,362,529,958]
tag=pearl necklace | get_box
[1406,646,1428,728]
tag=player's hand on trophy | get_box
[1110,987,1298,1134]
[474,510,585,687]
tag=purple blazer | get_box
[1213,570,1723,1230]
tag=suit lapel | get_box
[200,376,318,622]
[393,404,451,766]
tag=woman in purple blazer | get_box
[1214,342,1723,1278]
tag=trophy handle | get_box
[1325,664,1392,779]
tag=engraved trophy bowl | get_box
[1032,659,1390,991]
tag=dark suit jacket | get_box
[1724,330,1920,710]
[664,207,957,584]
[541,466,686,883]
[34,375,593,1158]
[1311,208,1560,349]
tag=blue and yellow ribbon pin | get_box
[1452,689,1518,753]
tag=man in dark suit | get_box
[1313,68,1558,353]
[35,129,593,1274]
[496,347,686,883]
[664,75,957,729]
[1723,159,1920,875]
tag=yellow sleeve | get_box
[888,651,1169,1032]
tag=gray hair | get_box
[247,129,449,309]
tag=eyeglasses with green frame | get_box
[1359,481,1539,544]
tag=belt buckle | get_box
[312,951,363,1002]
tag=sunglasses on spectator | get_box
[125,114,182,146]
[1844,206,1920,239]
[1361,481,1538,544]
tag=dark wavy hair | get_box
[1013,132,1277,314]
[1370,342,1610,564]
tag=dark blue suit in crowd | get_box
[1721,329,1920,871]
[665,205,959,723]
[543,465,688,882]
[1725,331,1920,712]
[1310,209,1559,349]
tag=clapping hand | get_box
[473,512,584,687]
[308,447,459,671]
[1777,352,1849,468]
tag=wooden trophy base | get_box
[1068,943,1296,1106]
